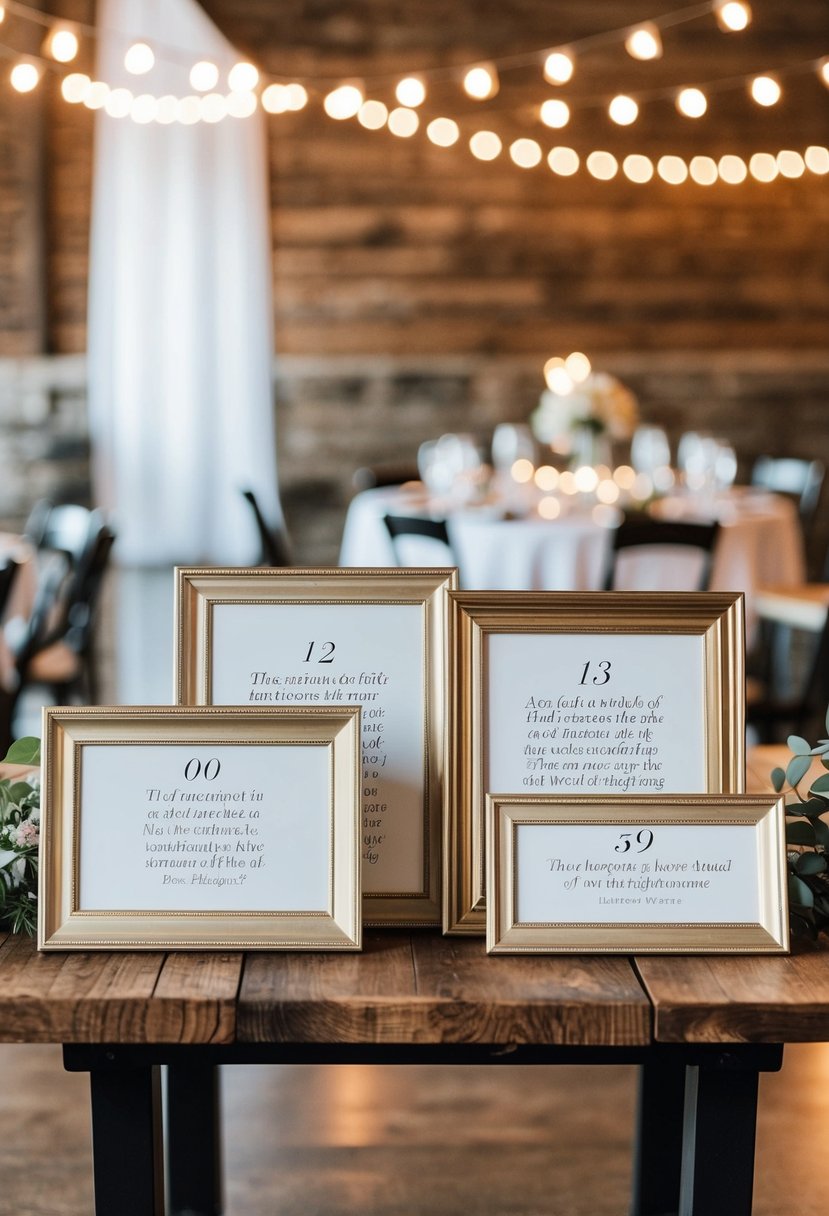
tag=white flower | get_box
[11,858,26,886]
[530,372,639,445]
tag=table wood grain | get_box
[237,932,651,1045]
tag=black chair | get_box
[24,501,98,565]
[241,489,292,567]
[13,522,115,708]
[751,457,824,539]
[0,560,20,751]
[383,515,455,567]
[748,610,829,744]
[604,514,720,592]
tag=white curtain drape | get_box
[88,0,281,564]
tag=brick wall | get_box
[0,0,827,564]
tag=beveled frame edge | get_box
[174,566,458,927]
[38,705,362,951]
[444,592,746,936]
[485,794,788,955]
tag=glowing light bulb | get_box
[625,23,662,60]
[543,49,574,85]
[358,99,388,129]
[559,471,578,495]
[510,138,542,168]
[11,62,40,93]
[534,466,559,491]
[200,92,228,123]
[228,62,258,92]
[190,60,219,92]
[748,152,778,182]
[286,83,308,110]
[463,64,498,100]
[547,146,579,176]
[538,496,561,519]
[395,76,426,107]
[715,1,752,31]
[124,42,154,75]
[46,26,79,63]
[540,99,570,128]
[718,154,747,183]
[751,75,781,106]
[130,93,158,124]
[805,145,829,175]
[426,117,459,147]
[84,80,110,109]
[623,154,654,183]
[777,149,805,179]
[586,151,618,180]
[596,479,620,504]
[61,72,90,103]
[676,87,707,118]
[565,352,591,383]
[511,459,534,484]
[614,465,636,490]
[388,106,419,137]
[227,90,258,118]
[819,59,829,88]
[469,130,502,160]
[0,7,5,23]
[177,96,201,125]
[609,95,639,126]
[155,95,178,124]
[104,86,133,118]
[544,358,574,394]
[324,84,364,119]
[657,155,688,184]
[689,155,718,185]
[262,84,289,113]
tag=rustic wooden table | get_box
[2,929,829,1216]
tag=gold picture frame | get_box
[39,706,361,951]
[446,591,745,934]
[175,567,456,926]
[487,795,788,954]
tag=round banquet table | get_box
[338,484,806,644]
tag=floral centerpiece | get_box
[530,352,639,465]
[0,737,41,936]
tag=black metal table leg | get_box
[678,1047,783,1216]
[167,1064,224,1216]
[90,1063,164,1216]
[630,1057,686,1216]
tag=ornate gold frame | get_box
[486,795,788,954]
[175,567,456,926]
[446,592,745,934]
[39,706,362,951]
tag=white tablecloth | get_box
[338,486,806,644]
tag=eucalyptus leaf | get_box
[797,852,828,876]
[797,798,829,818]
[789,873,815,909]
[786,820,816,845]
[811,742,829,755]
[771,767,786,793]
[788,735,812,756]
[786,755,813,787]
[3,738,40,767]
[809,774,829,794]
[7,782,35,805]
[812,818,829,849]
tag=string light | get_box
[750,75,781,106]
[623,153,654,182]
[717,153,747,183]
[104,86,132,117]
[124,42,154,75]
[625,24,662,61]
[539,99,570,129]
[543,49,574,85]
[805,145,829,174]
[177,96,201,124]
[469,130,502,160]
[228,62,258,92]
[714,1,752,32]
[463,64,498,100]
[510,138,542,168]
[83,81,110,109]
[395,76,426,107]
[676,87,707,117]
[426,117,460,146]
[262,83,291,113]
[61,72,90,103]
[658,154,688,183]
[357,99,388,129]
[538,496,561,520]
[200,92,227,123]
[777,149,805,178]
[548,146,579,175]
[227,90,258,117]
[689,154,718,184]
[587,151,618,179]
[323,83,364,119]
[609,94,639,125]
[189,60,219,91]
[130,93,158,123]
[156,95,178,124]
[387,106,418,137]
[44,25,79,63]
[10,60,39,92]
[820,59,829,88]
[543,357,573,393]
[284,83,308,111]
[565,352,591,382]
[748,151,778,181]
[534,466,559,491]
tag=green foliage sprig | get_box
[0,737,41,936]
[771,708,829,940]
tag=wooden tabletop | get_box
[756,583,829,632]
